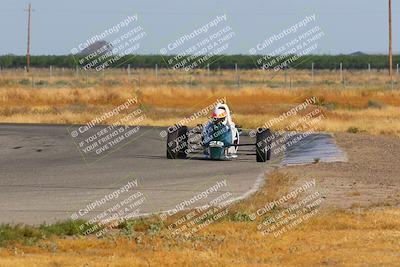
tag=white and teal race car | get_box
[166,122,272,162]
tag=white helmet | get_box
[211,106,228,125]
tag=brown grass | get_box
[1,171,399,266]
[1,68,400,136]
[1,69,399,265]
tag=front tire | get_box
[166,126,188,159]
[256,128,271,162]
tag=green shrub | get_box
[0,219,93,247]
[347,127,359,133]
[38,219,91,236]
[54,80,70,87]
[103,79,122,87]
[147,223,163,235]
[367,100,384,109]
[0,224,42,247]
[231,212,252,222]
[36,80,48,86]
[19,79,30,85]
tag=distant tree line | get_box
[0,54,398,70]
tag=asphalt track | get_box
[0,124,345,225]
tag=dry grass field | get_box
[1,68,399,266]
[1,170,399,266]
[0,68,400,136]
[0,133,399,266]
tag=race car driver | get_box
[202,103,237,157]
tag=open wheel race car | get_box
[165,124,272,162]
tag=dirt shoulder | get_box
[285,133,400,209]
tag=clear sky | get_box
[0,0,397,55]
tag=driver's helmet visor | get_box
[212,117,225,124]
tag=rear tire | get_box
[166,126,188,159]
[256,128,271,162]
[266,129,271,161]
[177,126,188,159]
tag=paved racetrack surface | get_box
[0,124,345,224]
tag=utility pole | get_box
[235,63,240,87]
[389,0,393,79]
[25,3,33,73]
[311,62,314,84]
[368,63,371,85]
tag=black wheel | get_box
[266,129,271,161]
[233,129,239,152]
[177,126,188,159]
[166,126,188,159]
[256,128,271,162]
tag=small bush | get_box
[36,80,48,86]
[347,127,359,133]
[0,219,92,247]
[19,79,30,85]
[103,79,122,87]
[231,212,252,222]
[147,223,163,235]
[0,224,42,247]
[120,221,137,237]
[54,80,70,87]
[322,80,335,85]
[367,100,384,109]
[314,96,325,106]
[322,103,337,110]
[38,219,90,236]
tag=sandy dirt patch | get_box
[284,133,400,209]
